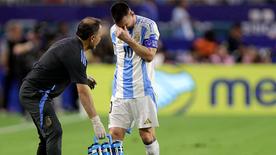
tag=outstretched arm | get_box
[77,84,106,139]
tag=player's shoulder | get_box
[136,15,157,27]
[110,24,117,33]
[110,25,117,44]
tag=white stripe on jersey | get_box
[111,15,160,99]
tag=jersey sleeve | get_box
[62,48,88,84]
[142,21,160,49]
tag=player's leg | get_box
[139,127,159,155]
[108,98,132,141]
[135,96,159,155]
[109,127,126,141]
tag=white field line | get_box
[0,114,86,135]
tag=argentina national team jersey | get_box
[110,15,160,99]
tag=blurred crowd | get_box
[1,0,276,5]
[0,0,274,113]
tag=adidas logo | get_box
[144,118,152,125]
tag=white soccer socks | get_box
[145,140,159,155]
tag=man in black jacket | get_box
[19,17,106,155]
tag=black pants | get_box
[19,81,62,155]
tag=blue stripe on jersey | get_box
[141,60,157,109]
[140,26,147,43]
[112,64,118,96]
[111,32,116,45]
[123,58,134,98]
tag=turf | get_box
[0,114,275,155]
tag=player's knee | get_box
[140,134,154,144]
[139,128,155,145]
[109,127,125,141]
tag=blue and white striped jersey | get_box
[110,15,160,99]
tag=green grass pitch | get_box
[0,113,275,155]
[1,64,275,154]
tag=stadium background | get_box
[0,0,275,154]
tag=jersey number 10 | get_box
[124,46,133,59]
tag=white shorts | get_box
[108,95,159,129]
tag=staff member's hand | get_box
[87,76,97,89]
[91,115,106,139]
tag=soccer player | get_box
[109,2,160,155]
[19,17,106,155]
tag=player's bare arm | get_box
[115,26,157,62]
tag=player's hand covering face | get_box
[116,10,135,29]
[115,26,131,42]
